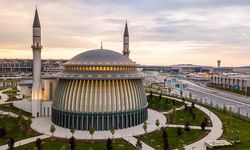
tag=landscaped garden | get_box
[16,138,135,150]
[167,106,211,127]
[137,128,208,150]
[207,107,250,149]
[0,115,39,146]
[147,95,182,112]
[0,103,32,117]
[2,87,20,101]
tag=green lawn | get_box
[167,107,211,126]
[138,128,208,150]
[0,103,32,117]
[147,95,182,112]
[207,108,250,150]
[15,138,135,150]
[0,115,39,146]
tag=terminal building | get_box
[211,74,250,92]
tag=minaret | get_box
[31,8,42,117]
[123,21,130,57]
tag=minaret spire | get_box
[33,8,41,28]
[31,7,42,117]
[123,21,130,58]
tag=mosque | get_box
[19,9,148,131]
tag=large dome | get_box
[52,49,148,131]
[64,49,136,66]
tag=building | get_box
[51,49,148,130]
[211,74,250,92]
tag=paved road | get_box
[179,80,250,117]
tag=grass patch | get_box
[137,128,208,150]
[167,107,211,126]
[0,103,32,117]
[15,138,135,150]
[147,95,182,112]
[0,115,39,146]
[207,108,250,149]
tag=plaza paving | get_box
[31,109,166,140]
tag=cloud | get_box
[0,0,250,66]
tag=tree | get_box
[180,90,183,98]
[143,122,147,134]
[168,87,171,95]
[155,119,160,130]
[7,138,15,150]
[89,126,95,140]
[191,102,195,108]
[50,124,56,141]
[35,138,42,150]
[177,127,182,136]
[150,90,153,100]
[203,117,209,127]
[0,127,7,138]
[26,117,32,134]
[162,129,169,150]
[135,139,142,150]
[110,125,115,140]
[69,136,76,150]
[201,121,206,131]
[172,106,176,123]
[184,122,190,133]
[189,92,192,100]
[70,125,76,136]
[106,138,112,150]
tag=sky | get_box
[0,0,250,67]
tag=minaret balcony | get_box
[31,45,43,49]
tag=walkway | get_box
[0,135,50,150]
[156,94,223,150]
[185,104,223,150]
[31,109,166,140]
[123,136,154,150]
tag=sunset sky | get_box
[0,0,250,67]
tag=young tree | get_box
[89,126,95,140]
[162,129,169,150]
[69,136,76,150]
[0,127,7,138]
[70,125,76,137]
[201,121,206,131]
[110,125,115,140]
[26,117,32,134]
[155,119,160,131]
[106,138,112,150]
[189,92,192,100]
[50,124,56,141]
[150,90,153,100]
[135,139,142,150]
[184,122,190,133]
[172,106,176,123]
[168,87,172,95]
[180,90,183,98]
[35,138,42,150]
[191,102,195,108]
[7,138,15,150]
[143,122,147,134]
[177,127,183,136]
